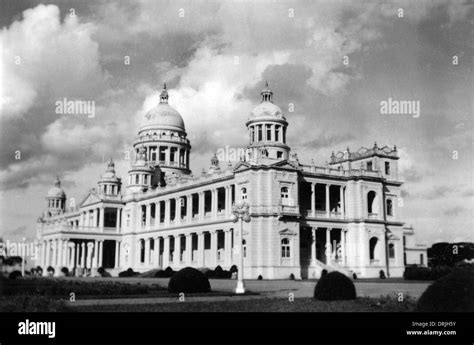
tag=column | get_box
[116,209,121,231]
[146,204,151,229]
[224,186,230,216]
[81,242,86,269]
[339,186,345,218]
[311,228,317,264]
[98,241,103,267]
[93,209,98,227]
[325,228,331,264]
[174,235,181,265]
[156,202,161,227]
[341,229,346,266]
[210,230,217,267]
[325,184,330,218]
[57,239,63,267]
[197,232,205,266]
[185,234,192,265]
[211,189,218,218]
[198,192,204,219]
[186,195,192,222]
[87,242,94,269]
[75,243,80,272]
[155,237,161,268]
[115,241,120,268]
[52,240,58,267]
[164,199,170,226]
[70,243,76,271]
[92,240,98,268]
[224,229,232,267]
[311,183,316,217]
[145,238,150,266]
[99,208,104,229]
[176,197,182,224]
[163,236,170,268]
[165,146,170,164]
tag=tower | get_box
[98,158,122,197]
[246,82,290,163]
[127,145,159,193]
[45,176,66,217]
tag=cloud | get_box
[443,206,465,217]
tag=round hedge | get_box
[168,267,211,293]
[415,268,474,312]
[314,271,356,301]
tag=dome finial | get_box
[261,81,273,103]
[54,176,61,188]
[160,82,169,104]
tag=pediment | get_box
[80,191,102,207]
[279,228,298,236]
[233,161,251,172]
[270,159,300,170]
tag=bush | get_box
[314,271,356,301]
[352,273,358,280]
[9,271,22,279]
[46,266,55,276]
[289,273,295,280]
[416,268,474,312]
[118,268,139,278]
[168,267,211,293]
[429,266,452,280]
[379,270,386,279]
[60,267,69,276]
[213,266,231,279]
[257,275,263,280]
[321,269,328,277]
[229,265,238,274]
[35,266,43,276]
[403,266,431,280]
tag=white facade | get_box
[36,83,426,278]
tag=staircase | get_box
[312,259,353,278]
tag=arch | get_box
[388,243,395,259]
[281,186,289,199]
[241,187,247,200]
[367,191,377,214]
[386,199,393,216]
[369,236,378,261]
[281,238,291,258]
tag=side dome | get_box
[140,83,185,132]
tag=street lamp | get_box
[230,201,251,294]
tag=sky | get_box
[0,0,473,247]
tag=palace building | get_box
[36,83,427,279]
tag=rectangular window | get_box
[277,151,283,159]
[266,125,271,140]
[275,126,280,141]
[257,125,262,141]
[420,254,424,265]
[385,162,390,175]
[367,161,373,171]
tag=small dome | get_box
[47,177,66,198]
[140,83,185,132]
[100,158,119,180]
[249,81,286,121]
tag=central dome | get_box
[248,81,286,122]
[47,177,66,198]
[140,84,185,132]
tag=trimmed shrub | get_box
[379,270,386,279]
[415,268,474,312]
[429,266,452,280]
[168,267,211,293]
[314,271,356,301]
[403,266,431,280]
[164,267,174,277]
[35,266,43,276]
[9,271,22,279]
[321,269,328,278]
[60,267,69,276]
[257,275,263,280]
[229,265,238,274]
[289,273,295,280]
[204,269,216,278]
[213,266,231,279]
[46,266,55,276]
[118,268,139,278]
[352,273,358,280]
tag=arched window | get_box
[388,243,395,259]
[281,187,289,199]
[241,187,247,200]
[369,237,378,260]
[367,191,377,214]
[281,238,291,258]
[386,199,393,216]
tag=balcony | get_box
[278,204,300,217]
[367,213,378,220]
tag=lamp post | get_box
[230,201,251,294]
